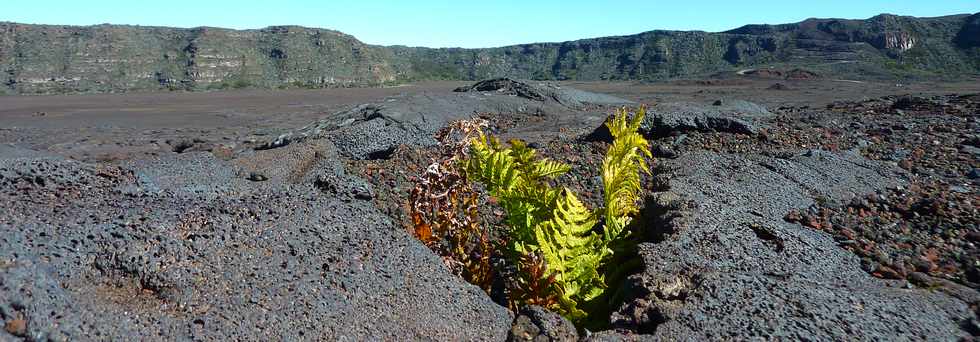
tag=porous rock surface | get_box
[0,79,631,341]
[454,78,633,108]
[641,100,773,135]
[0,140,511,340]
[4,78,978,340]
[258,79,632,158]
[507,305,578,342]
[609,150,974,340]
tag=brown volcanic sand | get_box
[3,78,979,164]
[569,77,980,107]
[0,82,468,161]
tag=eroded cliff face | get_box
[877,31,916,51]
[1,13,977,94]
[0,24,400,94]
[391,31,758,81]
[391,13,977,83]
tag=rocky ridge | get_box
[2,13,979,94]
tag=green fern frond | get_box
[461,106,652,324]
[532,159,572,180]
[533,188,604,320]
[507,140,570,181]
[601,106,652,241]
[467,132,554,253]
[508,139,537,165]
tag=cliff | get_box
[1,13,978,94]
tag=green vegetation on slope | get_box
[1,13,978,94]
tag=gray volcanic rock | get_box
[0,144,61,160]
[611,150,973,339]
[454,78,634,107]
[0,142,511,340]
[508,306,578,342]
[454,78,552,101]
[259,80,632,159]
[641,100,773,136]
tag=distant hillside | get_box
[1,13,978,94]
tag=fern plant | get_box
[465,106,651,322]
[601,108,652,241]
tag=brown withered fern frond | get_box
[508,252,560,310]
[407,117,495,292]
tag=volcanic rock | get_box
[0,142,512,340]
[612,150,973,339]
[258,80,631,159]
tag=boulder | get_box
[640,100,773,136]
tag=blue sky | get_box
[3,1,977,48]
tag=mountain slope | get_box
[0,24,399,94]
[1,13,978,94]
